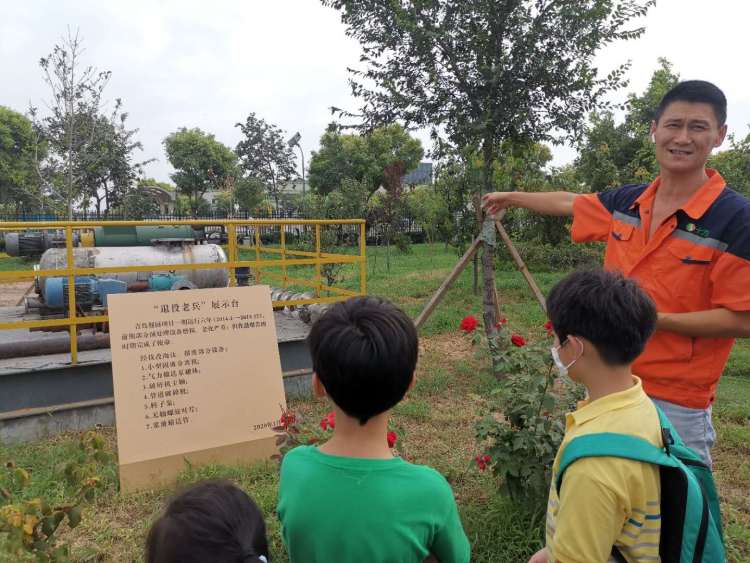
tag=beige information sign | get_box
[108,285,286,492]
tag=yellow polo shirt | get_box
[546,377,662,563]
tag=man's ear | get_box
[715,123,728,148]
[312,373,327,398]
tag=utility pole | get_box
[287,132,305,197]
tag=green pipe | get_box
[93,225,196,246]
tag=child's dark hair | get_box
[655,80,727,126]
[546,270,656,366]
[308,296,418,425]
[146,480,268,563]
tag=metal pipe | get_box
[0,331,110,360]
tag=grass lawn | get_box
[0,253,36,273]
[1,243,749,562]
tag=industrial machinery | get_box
[3,225,223,257]
[4,230,79,257]
[27,244,229,314]
[23,243,325,324]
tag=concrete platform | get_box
[0,310,313,443]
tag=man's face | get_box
[650,101,727,175]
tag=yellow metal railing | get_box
[0,218,367,364]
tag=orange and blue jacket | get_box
[572,169,750,408]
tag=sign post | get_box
[108,285,286,492]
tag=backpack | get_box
[556,404,725,563]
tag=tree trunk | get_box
[481,137,502,376]
[473,192,481,294]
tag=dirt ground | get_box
[0,281,34,307]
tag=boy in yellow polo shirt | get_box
[529,270,661,563]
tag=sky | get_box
[2,0,749,183]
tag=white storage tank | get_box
[37,244,229,292]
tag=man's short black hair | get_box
[655,80,727,126]
[308,296,418,425]
[546,270,656,366]
[146,480,268,563]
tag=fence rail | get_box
[0,212,428,243]
[0,218,367,365]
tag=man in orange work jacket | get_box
[483,80,750,467]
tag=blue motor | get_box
[43,276,128,310]
[40,273,195,311]
[148,273,197,291]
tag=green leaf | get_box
[42,515,59,537]
[66,506,82,528]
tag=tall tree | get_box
[0,107,42,213]
[710,131,750,198]
[323,0,654,359]
[309,123,423,194]
[308,123,371,193]
[119,189,160,220]
[77,100,150,216]
[575,57,679,191]
[233,176,265,213]
[30,29,113,219]
[235,113,297,210]
[163,127,238,215]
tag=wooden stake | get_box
[494,219,547,313]
[414,237,482,330]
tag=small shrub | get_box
[468,319,582,507]
[0,431,113,562]
[495,240,604,272]
[392,233,412,254]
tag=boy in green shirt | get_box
[278,296,470,563]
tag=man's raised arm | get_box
[481,191,577,216]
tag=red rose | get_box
[544,320,553,331]
[475,454,491,471]
[320,411,336,430]
[279,411,296,430]
[510,334,526,347]
[387,431,398,448]
[495,318,507,329]
[460,315,479,333]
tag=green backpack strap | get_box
[555,432,678,494]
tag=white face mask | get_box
[550,338,582,378]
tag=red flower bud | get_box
[460,315,479,333]
[387,431,398,448]
[510,334,526,347]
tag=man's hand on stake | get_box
[481,192,514,215]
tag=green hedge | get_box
[495,240,605,272]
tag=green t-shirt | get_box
[278,445,470,563]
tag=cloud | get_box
[3,0,748,180]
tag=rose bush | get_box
[274,408,402,461]
[463,315,582,505]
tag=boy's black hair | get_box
[146,480,268,563]
[546,270,656,366]
[655,80,727,126]
[308,296,418,425]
